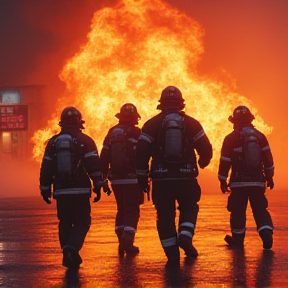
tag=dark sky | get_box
[0,0,287,190]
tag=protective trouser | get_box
[113,183,143,234]
[152,179,201,260]
[227,186,273,245]
[56,194,91,253]
[112,183,144,253]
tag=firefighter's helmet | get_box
[59,106,85,129]
[115,103,141,120]
[228,105,255,124]
[157,86,185,110]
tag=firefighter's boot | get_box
[177,234,198,258]
[163,245,180,264]
[224,232,245,248]
[259,229,273,250]
[62,246,82,268]
[121,231,139,254]
[115,227,124,254]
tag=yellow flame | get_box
[32,0,272,170]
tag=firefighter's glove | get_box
[266,178,274,190]
[220,180,230,194]
[198,157,210,169]
[93,184,101,203]
[41,189,51,204]
[137,175,150,193]
[102,180,112,196]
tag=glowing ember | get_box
[32,0,272,171]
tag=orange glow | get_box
[31,0,272,171]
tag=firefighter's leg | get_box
[58,195,91,268]
[113,185,125,253]
[249,188,274,249]
[58,220,73,249]
[120,184,143,254]
[259,228,273,249]
[115,225,125,254]
[62,246,83,269]
[161,235,180,263]
[57,196,73,249]
[177,222,198,258]
[154,182,180,263]
[115,225,124,243]
[67,196,91,252]
[224,230,246,247]
[177,179,200,258]
[225,189,248,247]
[121,227,139,254]
[57,197,79,268]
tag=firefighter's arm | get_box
[98,135,113,195]
[99,141,111,179]
[82,137,102,177]
[261,139,275,190]
[218,162,231,194]
[218,138,232,194]
[193,129,213,169]
[87,148,112,197]
[196,137,213,168]
[81,137,104,201]
[136,131,152,194]
[85,136,112,196]
[39,142,54,204]
[89,170,103,202]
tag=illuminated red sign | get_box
[0,105,28,130]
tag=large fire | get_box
[32,0,272,171]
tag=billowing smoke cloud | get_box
[0,160,39,198]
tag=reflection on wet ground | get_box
[0,190,287,287]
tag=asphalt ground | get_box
[0,189,287,287]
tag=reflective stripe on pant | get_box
[179,222,195,238]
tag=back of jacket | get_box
[218,126,274,188]
[100,123,141,184]
[39,129,102,197]
[136,110,213,181]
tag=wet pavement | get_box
[0,190,287,287]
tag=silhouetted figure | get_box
[100,103,144,254]
[39,106,102,268]
[136,86,213,264]
[218,105,274,249]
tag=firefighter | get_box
[218,105,274,249]
[136,86,213,263]
[39,106,103,268]
[100,103,144,254]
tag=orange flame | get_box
[32,0,272,171]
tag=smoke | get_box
[0,158,39,198]
[0,0,117,89]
